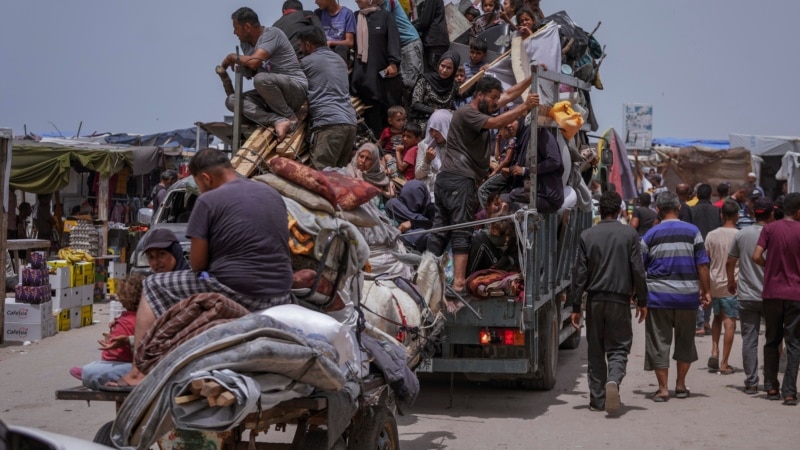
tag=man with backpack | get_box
[149,169,178,212]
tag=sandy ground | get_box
[0,302,796,449]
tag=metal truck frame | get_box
[417,66,598,389]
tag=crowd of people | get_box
[572,171,800,413]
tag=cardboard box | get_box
[80,305,93,327]
[107,278,118,295]
[4,299,53,324]
[22,267,50,286]
[57,309,71,332]
[14,284,52,304]
[47,260,71,269]
[70,308,82,329]
[109,262,127,279]
[79,285,93,307]
[83,271,95,286]
[4,321,51,342]
[49,267,71,289]
[74,261,95,276]
[51,287,72,310]
[45,318,57,337]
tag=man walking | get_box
[705,201,741,374]
[727,196,773,394]
[572,191,648,413]
[641,191,711,402]
[690,183,722,336]
[753,192,800,405]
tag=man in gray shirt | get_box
[726,196,773,394]
[298,25,357,169]
[221,7,308,141]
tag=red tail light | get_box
[479,328,525,346]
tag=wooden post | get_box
[98,174,109,256]
[0,128,11,343]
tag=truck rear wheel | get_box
[347,406,399,450]
[520,304,559,390]
[93,420,114,446]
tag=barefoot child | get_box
[70,274,145,390]
[377,105,407,178]
[395,122,424,181]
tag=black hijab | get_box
[422,50,462,97]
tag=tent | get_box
[652,138,730,151]
[9,141,180,194]
[729,134,800,156]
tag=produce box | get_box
[15,284,52,304]
[80,305,93,327]
[56,309,71,332]
[4,299,53,324]
[22,267,50,286]
[4,319,56,342]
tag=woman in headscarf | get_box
[414,109,452,200]
[409,50,461,129]
[385,180,435,252]
[351,0,403,139]
[345,142,395,204]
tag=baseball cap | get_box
[140,228,179,252]
[753,197,774,215]
[749,189,762,199]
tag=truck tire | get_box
[347,406,399,450]
[520,304,559,390]
[93,421,114,446]
[560,320,581,350]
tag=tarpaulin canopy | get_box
[652,138,730,151]
[729,134,800,156]
[9,141,173,194]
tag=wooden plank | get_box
[55,386,129,403]
[174,394,202,405]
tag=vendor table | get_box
[7,239,50,276]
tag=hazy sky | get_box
[2,0,798,140]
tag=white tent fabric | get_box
[777,152,800,194]
[729,134,800,156]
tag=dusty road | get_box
[1,303,796,449]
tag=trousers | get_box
[585,300,632,408]
[763,299,800,398]
[738,300,763,388]
[225,73,307,127]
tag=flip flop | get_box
[99,378,136,393]
[675,388,690,399]
[647,391,669,402]
[718,366,737,375]
[707,356,719,371]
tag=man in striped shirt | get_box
[641,191,712,402]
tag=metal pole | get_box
[524,65,540,310]
[232,46,243,154]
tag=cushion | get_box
[335,203,381,228]
[253,173,335,214]
[291,269,345,311]
[269,157,337,206]
[322,171,381,211]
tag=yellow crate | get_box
[47,260,71,268]
[80,305,93,327]
[74,261,94,275]
[72,271,85,287]
[107,278,117,295]
[57,309,71,332]
[63,219,78,233]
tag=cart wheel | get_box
[93,420,114,446]
[305,429,347,450]
[347,406,399,450]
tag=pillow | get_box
[253,173,335,214]
[335,203,381,228]
[268,157,337,206]
[291,269,345,311]
[322,171,381,211]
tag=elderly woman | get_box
[385,180,435,252]
[345,142,395,204]
[139,228,190,273]
[409,50,461,129]
[351,0,403,139]
[415,109,451,200]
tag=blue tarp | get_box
[105,127,210,148]
[652,138,730,150]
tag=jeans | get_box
[400,39,423,91]
[82,360,132,390]
[225,73,307,127]
[763,299,800,398]
[586,300,633,409]
[310,124,357,170]
[739,300,764,388]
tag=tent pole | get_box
[98,175,109,257]
[0,129,11,343]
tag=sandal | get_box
[647,391,669,402]
[100,377,137,393]
[675,388,690,399]
[707,356,719,371]
[718,366,737,375]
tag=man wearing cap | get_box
[727,196,773,394]
[754,192,800,405]
[149,170,178,212]
[746,172,764,197]
[104,149,292,390]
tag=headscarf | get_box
[356,0,385,63]
[168,241,190,271]
[385,180,431,224]
[346,143,390,188]
[423,109,453,172]
[422,50,462,97]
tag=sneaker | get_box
[744,385,758,395]
[69,367,82,381]
[605,381,620,413]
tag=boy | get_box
[378,105,407,176]
[464,38,488,78]
[453,66,470,108]
[395,122,423,181]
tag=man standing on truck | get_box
[221,7,308,142]
[103,148,293,390]
[641,191,711,402]
[426,76,538,295]
[149,169,178,212]
[571,191,648,413]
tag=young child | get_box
[515,7,539,39]
[395,122,423,181]
[474,0,501,30]
[452,66,470,108]
[70,274,145,390]
[464,38,488,78]
[491,119,519,176]
[377,105,407,177]
[464,6,481,23]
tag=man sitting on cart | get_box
[103,148,293,391]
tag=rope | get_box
[401,212,520,237]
